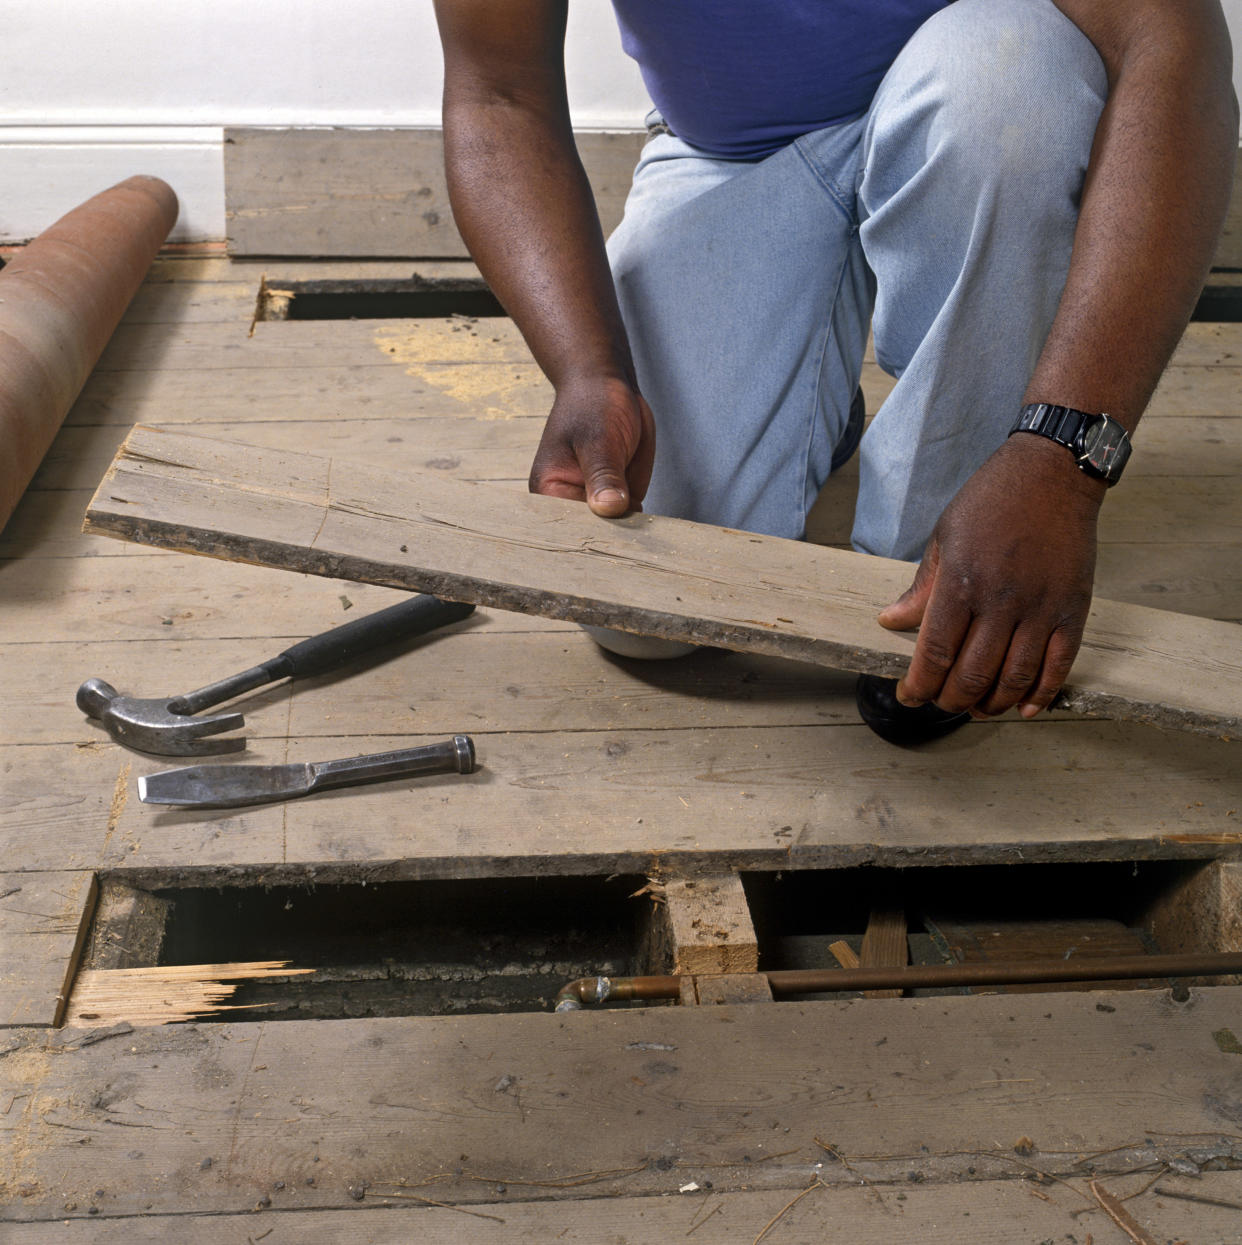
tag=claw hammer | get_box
[77,594,474,756]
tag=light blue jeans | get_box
[607,0,1108,562]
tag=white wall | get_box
[1,1,1239,244]
[0,1,651,241]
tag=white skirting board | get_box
[0,126,224,243]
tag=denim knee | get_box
[868,0,1107,194]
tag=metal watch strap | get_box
[1009,403,1131,485]
[1012,402,1090,449]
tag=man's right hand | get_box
[528,376,656,517]
[437,1,651,519]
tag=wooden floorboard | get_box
[0,872,96,1027]
[216,122,1241,268]
[4,988,1242,1223]
[83,424,1242,738]
[6,1174,1242,1242]
[87,314,1242,374]
[223,127,646,259]
[1,557,564,645]
[30,414,544,493]
[3,264,1240,881]
[5,633,862,750]
[30,412,1242,495]
[78,314,1242,418]
[3,256,1242,1237]
[10,469,1241,563]
[66,360,554,428]
[141,257,483,285]
[6,717,1239,881]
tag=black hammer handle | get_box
[172,595,475,715]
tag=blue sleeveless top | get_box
[611,1,949,159]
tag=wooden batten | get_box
[859,898,909,1000]
[1143,860,1242,985]
[665,874,760,977]
[688,972,775,1005]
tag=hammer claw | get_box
[153,730,249,758]
[107,709,248,756]
[180,710,247,738]
[76,676,250,756]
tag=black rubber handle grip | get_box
[264,595,475,680]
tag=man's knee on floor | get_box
[580,625,698,661]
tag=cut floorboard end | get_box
[83,424,1242,740]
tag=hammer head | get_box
[76,678,246,756]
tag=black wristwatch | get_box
[1009,403,1132,486]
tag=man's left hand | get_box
[878,435,1104,719]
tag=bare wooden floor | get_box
[4,258,1240,886]
[2,256,1241,1239]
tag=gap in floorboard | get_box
[249,273,1239,322]
[255,276,505,321]
[741,859,1233,999]
[67,858,1238,1026]
[143,874,652,1021]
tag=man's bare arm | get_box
[434,0,654,515]
[882,0,1237,719]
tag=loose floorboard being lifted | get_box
[86,423,1242,739]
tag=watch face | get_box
[1079,415,1131,481]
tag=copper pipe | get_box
[0,175,178,531]
[554,974,681,1012]
[553,951,1242,1010]
[764,952,1242,994]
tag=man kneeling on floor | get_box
[433,0,1237,744]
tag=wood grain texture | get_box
[227,127,1240,267]
[5,676,1240,881]
[16,723,1238,882]
[1215,155,1242,269]
[83,424,1242,738]
[860,900,908,1000]
[142,255,483,285]
[666,875,760,977]
[5,633,857,749]
[11,501,1241,624]
[928,916,1159,995]
[224,128,646,258]
[1145,860,1242,987]
[33,411,1242,494]
[0,872,97,1027]
[691,972,774,1004]
[7,1175,1242,1243]
[4,987,1242,1221]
